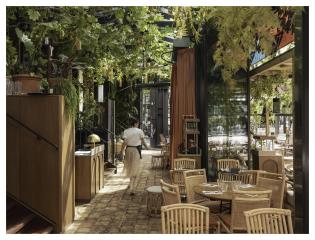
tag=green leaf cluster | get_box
[172,7,285,83]
[6,6,174,122]
[250,73,292,132]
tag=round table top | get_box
[146,186,162,193]
[193,182,267,201]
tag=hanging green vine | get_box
[250,73,292,133]
[172,7,299,84]
[6,6,174,123]
[56,78,79,118]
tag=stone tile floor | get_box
[65,150,168,234]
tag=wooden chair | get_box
[160,179,181,205]
[244,208,293,234]
[217,190,272,233]
[170,169,186,197]
[256,172,286,208]
[183,169,207,203]
[217,172,253,184]
[235,172,253,184]
[161,203,209,234]
[160,134,167,146]
[174,158,196,170]
[183,169,221,209]
[217,172,235,181]
[239,170,266,185]
[217,159,240,170]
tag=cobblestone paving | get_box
[65,150,168,234]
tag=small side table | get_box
[146,186,163,217]
[151,155,164,169]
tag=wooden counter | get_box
[75,145,104,201]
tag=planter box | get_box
[12,74,41,93]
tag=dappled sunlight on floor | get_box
[65,149,169,234]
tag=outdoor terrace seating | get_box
[160,179,181,205]
[217,190,272,233]
[217,159,240,170]
[174,158,196,170]
[183,169,221,210]
[217,172,253,184]
[161,203,209,234]
[170,169,186,197]
[256,172,286,208]
[244,208,293,234]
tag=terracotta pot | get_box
[12,74,41,93]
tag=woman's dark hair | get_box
[130,117,139,126]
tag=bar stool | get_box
[146,186,163,217]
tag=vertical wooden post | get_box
[265,104,270,136]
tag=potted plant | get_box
[9,27,45,93]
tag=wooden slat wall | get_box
[6,95,74,233]
[6,119,20,198]
[60,98,75,232]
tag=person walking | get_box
[120,118,149,195]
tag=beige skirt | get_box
[122,147,140,177]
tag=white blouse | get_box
[122,127,145,146]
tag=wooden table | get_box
[193,182,267,201]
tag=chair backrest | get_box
[170,170,186,196]
[217,172,253,184]
[230,190,272,232]
[161,143,170,153]
[239,170,266,185]
[160,179,181,205]
[183,169,207,203]
[217,159,240,170]
[217,172,234,181]
[235,172,253,184]
[218,172,253,184]
[259,155,284,174]
[256,172,285,208]
[161,203,209,234]
[244,208,293,234]
[174,158,196,170]
[160,134,167,145]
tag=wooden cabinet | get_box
[6,95,75,233]
[75,145,104,201]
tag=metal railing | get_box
[7,114,59,151]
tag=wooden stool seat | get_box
[146,186,163,217]
[151,155,164,169]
